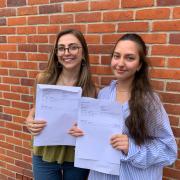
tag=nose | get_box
[117,57,125,66]
[64,48,70,55]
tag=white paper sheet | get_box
[33,84,82,146]
[75,97,124,175]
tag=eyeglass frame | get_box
[56,44,82,55]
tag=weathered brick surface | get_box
[0,0,179,179]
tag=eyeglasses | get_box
[57,45,82,55]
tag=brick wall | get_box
[0,0,179,179]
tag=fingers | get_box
[26,120,46,136]
[68,126,84,137]
[110,134,129,154]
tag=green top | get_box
[33,145,74,163]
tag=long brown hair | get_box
[37,29,96,98]
[112,34,155,145]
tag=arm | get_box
[119,103,177,169]
[26,107,47,136]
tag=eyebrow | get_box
[57,43,80,47]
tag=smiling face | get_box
[111,40,142,83]
[57,33,83,72]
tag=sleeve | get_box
[119,99,177,169]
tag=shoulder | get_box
[36,72,50,84]
[98,80,116,99]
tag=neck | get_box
[57,69,79,86]
[116,79,132,92]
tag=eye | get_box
[69,45,78,51]
[57,46,65,52]
[112,53,120,60]
[126,56,135,61]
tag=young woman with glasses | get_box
[26,29,96,180]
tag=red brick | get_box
[89,55,100,64]
[1,168,15,178]
[28,53,48,61]
[9,69,28,77]
[0,44,16,51]
[169,34,180,44]
[167,58,180,68]
[88,45,113,54]
[173,7,180,18]
[122,0,154,8]
[8,53,27,60]
[4,107,21,116]
[157,0,180,6]
[91,66,112,75]
[38,25,59,34]
[3,92,20,100]
[150,69,180,80]
[18,44,37,52]
[91,0,119,10]
[136,8,170,20]
[64,1,88,12]
[0,60,18,68]
[27,35,48,43]
[88,24,115,33]
[0,83,10,91]
[150,80,164,91]
[152,45,180,56]
[39,4,61,14]
[8,36,26,43]
[85,35,100,44]
[28,16,49,25]
[101,76,114,86]
[14,132,31,141]
[21,78,34,86]
[102,34,122,44]
[6,164,23,174]
[0,52,7,59]
[15,160,32,170]
[17,26,36,34]
[160,92,180,104]
[11,85,29,94]
[103,11,133,21]
[13,116,26,124]
[148,57,165,67]
[6,136,22,146]
[19,62,38,70]
[169,116,179,126]
[21,95,33,103]
[0,27,15,34]
[101,55,111,65]
[0,99,11,106]
[8,17,26,26]
[28,0,49,5]
[0,8,16,16]
[18,6,38,16]
[7,0,26,7]
[76,12,101,23]
[39,45,53,53]
[3,77,20,84]
[0,18,6,26]
[0,0,6,8]
[12,101,30,110]
[153,20,180,31]
[50,14,73,24]
[166,82,180,92]
[0,142,14,151]
[118,22,148,32]
[61,25,86,33]
[164,104,180,115]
